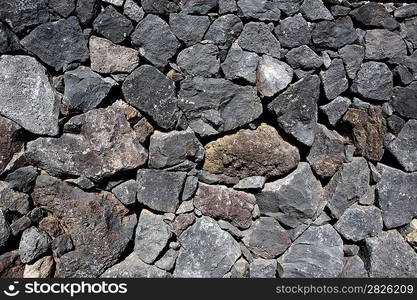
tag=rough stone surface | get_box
[278,224,344,278]
[112,180,137,207]
[23,256,54,278]
[311,16,358,49]
[334,204,383,242]
[285,45,323,70]
[386,120,417,172]
[268,75,320,146]
[0,55,59,136]
[364,30,407,61]
[179,77,262,137]
[134,210,172,264]
[256,55,293,98]
[19,227,51,264]
[339,45,364,80]
[93,5,133,44]
[123,65,179,130]
[21,17,89,71]
[222,42,259,84]
[203,124,299,178]
[391,82,417,120]
[25,104,147,181]
[169,13,210,46]
[325,158,370,219]
[193,183,256,229]
[90,36,139,74]
[343,106,387,161]
[0,117,23,174]
[238,22,280,58]
[320,58,348,100]
[320,96,351,126]
[131,15,180,68]
[351,2,398,30]
[174,217,241,278]
[351,62,393,101]
[300,0,333,21]
[365,230,417,278]
[243,217,291,259]
[177,43,220,77]
[249,259,277,278]
[256,163,323,228]
[377,164,417,229]
[137,169,186,213]
[275,15,311,48]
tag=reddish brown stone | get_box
[170,213,196,236]
[203,123,300,179]
[343,105,387,161]
[193,183,256,229]
[0,250,24,278]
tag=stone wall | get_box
[0,0,416,278]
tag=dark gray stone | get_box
[19,227,51,264]
[256,163,322,228]
[177,43,220,77]
[63,66,116,113]
[0,0,50,33]
[123,0,145,22]
[155,249,178,271]
[222,42,259,84]
[141,0,180,14]
[174,217,241,278]
[350,2,398,30]
[0,55,59,136]
[391,82,417,120]
[386,120,417,172]
[238,22,280,58]
[180,0,218,14]
[32,175,135,277]
[169,13,211,46]
[307,125,349,178]
[243,217,291,258]
[312,16,358,50]
[21,17,89,71]
[325,157,370,219]
[249,259,277,278]
[122,65,179,130]
[112,180,137,207]
[134,209,172,264]
[268,75,320,146]
[0,116,23,174]
[0,209,11,251]
[394,4,417,18]
[351,62,393,101]
[402,17,417,48]
[5,167,38,193]
[182,176,198,201]
[75,0,99,26]
[136,169,187,213]
[278,224,344,278]
[149,128,204,171]
[101,252,171,278]
[364,29,407,61]
[51,234,74,258]
[300,0,333,21]
[10,216,31,236]
[0,182,30,215]
[274,15,311,49]
[131,15,180,68]
[0,23,21,54]
[340,256,368,278]
[364,230,417,278]
[320,58,348,100]
[334,204,383,242]
[338,44,364,80]
[237,0,281,21]
[93,5,133,44]
[179,77,262,137]
[285,45,323,70]
[320,96,351,126]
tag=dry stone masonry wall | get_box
[0,0,416,278]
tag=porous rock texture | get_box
[0,0,416,279]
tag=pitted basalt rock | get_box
[203,124,300,179]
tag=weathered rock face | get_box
[256,56,293,98]
[386,120,417,172]
[25,103,147,181]
[123,65,179,130]
[177,43,220,77]
[222,42,259,84]
[179,77,262,137]
[0,55,59,136]
[278,224,344,278]
[377,164,417,229]
[351,2,398,30]
[169,13,210,46]
[0,117,23,174]
[92,5,133,44]
[311,16,357,49]
[256,163,323,228]
[364,30,406,61]
[137,169,186,213]
[203,124,299,178]
[343,106,387,161]
[306,125,349,178]
[89,36,139,74]
[243,217,291,259]
[174,217,241,278]
[31,175,135,277]
[193,183,256,229]
[325,157,370,219]
[268,75,320,146]
[21,17,89,71]
[391,82,417,120]
[364,230,417,278]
